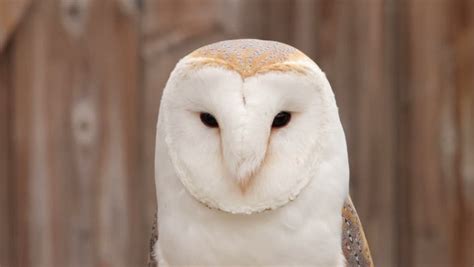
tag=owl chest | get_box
[157,199,343,266]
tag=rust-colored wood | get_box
[399,1,455,266]
[0,43,14,267]
[451,1,474,266]
[5,0,142,266]
[0,0,31,53]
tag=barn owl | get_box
[149,39,373,267]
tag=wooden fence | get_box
[0,0,473,266]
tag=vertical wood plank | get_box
[0,44,14,267]
[392,1,412,266]
[399,1,457,266]
[451,1,474,266]
[9,0,142,266]
[10,2,49,266]
[350,2,397,266]
[10,16,33,266]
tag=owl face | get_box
[159,40,345,214]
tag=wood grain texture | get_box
[450,1,474,266]
[399,1,458,266]
[397,1,474,266]
[4,0,142,266]
[0,42,14,267]
[0,0,31,52]
[1,0,473,266]
[453,19,474,267]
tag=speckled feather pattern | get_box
[147,197,374,267]
[342,198,374,267]
[188,39,309,78]
[148,212,158,267]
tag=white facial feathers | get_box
[157,39,345,214]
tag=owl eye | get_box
[200,112,219,128]
[272,111,291,128]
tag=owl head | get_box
[157,39,348,215]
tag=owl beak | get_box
[238,176,252,192]
[234,156,261,192]
[221,124,270,191]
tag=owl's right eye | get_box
[200,112,219,128]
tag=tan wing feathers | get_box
[342,197,374,267]
[148,212,158,267]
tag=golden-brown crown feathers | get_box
[186,39,311,78]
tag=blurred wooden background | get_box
[1,0,473,266]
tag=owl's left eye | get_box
[272,111,291,128]
[200,112,219,128]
